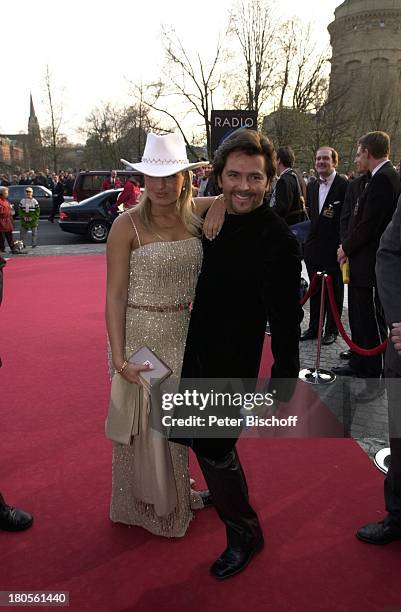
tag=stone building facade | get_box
[328,0,401,164]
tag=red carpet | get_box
[1,256,400,611]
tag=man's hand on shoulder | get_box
[391,323,401,356]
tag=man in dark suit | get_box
[336,132,401,397]
[301,147,348,345]
[48,175,65,223]
[337,164,370,362]
[356,195,401,544]
[270,146,306,225]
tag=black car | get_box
[7,184,54,216]
[59,189,122,243]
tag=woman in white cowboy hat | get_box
[106,132,224,537]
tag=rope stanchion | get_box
[299,273,336,385]
[325,274,387,357]
[300,272,319,306]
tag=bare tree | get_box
[82,102,151,168]
[229,0,278,116]
[141,27,225,158]
[42,65,64,172]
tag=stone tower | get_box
[27,93,43,170]
[327,0,401,164]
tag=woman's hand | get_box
[203,195,226,241]
[391,323,401,356]
[117,361,154,385]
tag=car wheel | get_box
[88,220,109,243]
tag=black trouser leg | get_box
[324,266,343,336]
[49,202,59,221]
[305,262,320,334]
[0,232,15,251]
[347,283,357,341]
[384,369,401,529]
[349,286,386,377]
[196,447,262,547]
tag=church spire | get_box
[29,91,36,119]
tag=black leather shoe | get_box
[300,329,317,342]
[199,490,213,507]
[340,349,353,360]
[210,536,264,580]
[356,521,401,545]
[0,503,33,532]
[322,333,337,345]
[332,365,357,377]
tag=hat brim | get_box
[120,159,209,177]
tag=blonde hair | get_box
[135,170,202,235]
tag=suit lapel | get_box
[321,174,338,211]
[311,181,319,218]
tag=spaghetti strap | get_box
[127,212,142,247]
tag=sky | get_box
[2,0,341,143]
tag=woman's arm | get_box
[193,195,226,240]
[106,215,132,372]
[106,214,153,384]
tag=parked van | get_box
[72,170,144,202]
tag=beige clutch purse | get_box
[129,346,172,392]
[105,347,172,444]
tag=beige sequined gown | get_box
[110,223,203,538]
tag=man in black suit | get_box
[337,154,370,362]
[336,133,401,398]
[270,146,306,225]
[301,147,348,345]
[48,175,64,223]
[356,195,401,544]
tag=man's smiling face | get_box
[218,151,268,214]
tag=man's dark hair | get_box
[213,129,276,185]
[358,131,390,159]
[277,146,295,169]
[317,146,339,166]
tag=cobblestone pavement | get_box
[4,245,389,463]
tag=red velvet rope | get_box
[325,274,387,356]
[300,272,320,306]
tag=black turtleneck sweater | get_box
[182,202,303,381]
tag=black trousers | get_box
[385,366,401,529]
[348,285,387,377]
[305,263,343,336]
[195,443,262,546]
[0,231,15,252]
[49,201,61,221]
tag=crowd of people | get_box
[2,128,401,583]
[0,169,75,196]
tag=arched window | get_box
[370,57,389,71]
[345,59,362,79]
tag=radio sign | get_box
[211,110,258,156]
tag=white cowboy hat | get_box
[121,132,208,177]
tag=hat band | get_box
[141,157,189,165]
